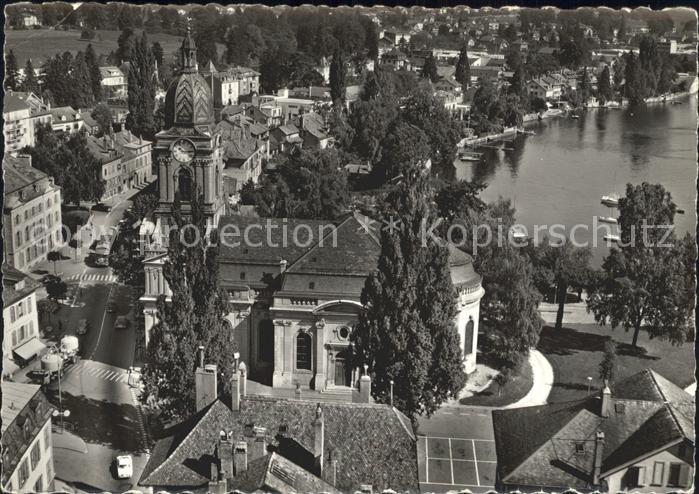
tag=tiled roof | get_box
[140,397,419,492]
[3,154,48,195]
[493,369,695,489]
[99,66,124,79]
[2,263,41,308]
[50,106,81,122]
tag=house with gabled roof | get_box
[493,369,695,493]
[139,366,419,493]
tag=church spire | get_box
[180,24,198,73]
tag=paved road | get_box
[417,405,497,493]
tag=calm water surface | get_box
[456,95,697,265]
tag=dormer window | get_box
[574,442,585,454]
[240,272,246,280]
[308,282,315,290]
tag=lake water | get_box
[456,95,697,266]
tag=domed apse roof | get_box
[446,242,481,288]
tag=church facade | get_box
[140,34,485,392]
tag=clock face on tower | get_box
[171,139,195,163]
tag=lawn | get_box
[459,357,533,407]
[538,323,695,403]
[6,28,186,66]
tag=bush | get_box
[80,28,95,40]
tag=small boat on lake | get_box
[604,234,621,243]
[597,216,618,224]
[601,194,620,207]
[677,208,685,214]
[510,226,528,242]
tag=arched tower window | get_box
[177,168,193,200]
[464,318,475,356]
[296,332,312,370]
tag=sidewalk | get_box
[505,349,554,409]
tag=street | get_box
[31,187,152,491]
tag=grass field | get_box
[459,357,533,407]
[5,28,186,66]
[538,323,695,403]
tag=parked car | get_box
[115,316,129,330]
[77,319,89,335]
[95,255,109,267]
[92,203,112,213]
[116,455,133,479]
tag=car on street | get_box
[92,203,113,213]
[77,319,89,335]
[95,255,109,267]
[116,455,133,479]
[115,316,129,330]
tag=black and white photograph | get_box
[1,2,697,493]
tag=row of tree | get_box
[22,124,105,204]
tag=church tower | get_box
[152,28,225,236]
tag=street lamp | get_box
[587,376,593,395]
[53,409,71,433]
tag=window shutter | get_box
[678,464,690,487]
[637,466,647,486]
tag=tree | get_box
[91,104,113,136]
[579,67,590,104]
[366,21,379,61]
[110,193,158,286]
[587,183,693,347]
[375,120,431,183]
[421,53,438,83]
[329,48,347,104]
[455,44,471,91]
[352,160,466,423]
[47,251,61,274]
[81,27,96,40]
[141,192,236,421]
[151,42,164,68]
[259,50,289,94]
[44,276,68,302]
[5,50,20,91]
[245,148,350,220]
[21,59,39,94]
[116,27,135,63]
[126,32,157,140]
[598,65,613,102]
[85,44,102,101]
[72,52,96,108]
[529,237,592,330]
[598,340,617,383]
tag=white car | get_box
[116,455,133,479]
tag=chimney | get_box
[314,403,324,477]
[251,426,267,460]
[239,362,247,397]
[231,367,241,411]
[593,431,605,485]
[218,431,234,479]
[279,259,288,273]
[234,441,248,475]
[359,364,371,403]
[600,380,612,418]
[195,363,218,411]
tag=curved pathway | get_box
[505,349,554,409]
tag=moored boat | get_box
[601,194,620,207]
[597,216,618,224]
[604,234,621,243]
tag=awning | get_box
[13,337,47,361]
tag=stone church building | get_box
[140,33,485,392]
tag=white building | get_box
[99,66,127,100]
[1,382,55,493]
[2,92,51,153]
[2,264,44,378]
[50,106,84,134]
[2,154,63,273]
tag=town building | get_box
[204,62,260,110]
[86,134,123,200]
[2,91,52,153]
[50,106,84,134]
[216,119,267,193]
[140,33,485,395]
[493,370,695,493]
[99,66,128,100]
[2,264,44,378]
[113,129,154,189]
[2,154,63,272]
[19,12,40,28]
[138,365,419,492]
[1,382,55,493]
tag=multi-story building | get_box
[1,382,55,493]
[3,154,63,272]
[50,106,84,134]
[99,66,127,100]
[86,134,123,200]
[2,263,44,377]
[2,91,52,153]
[114,129,154,189]
[3,93,33,153]
[204,62,260,110]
